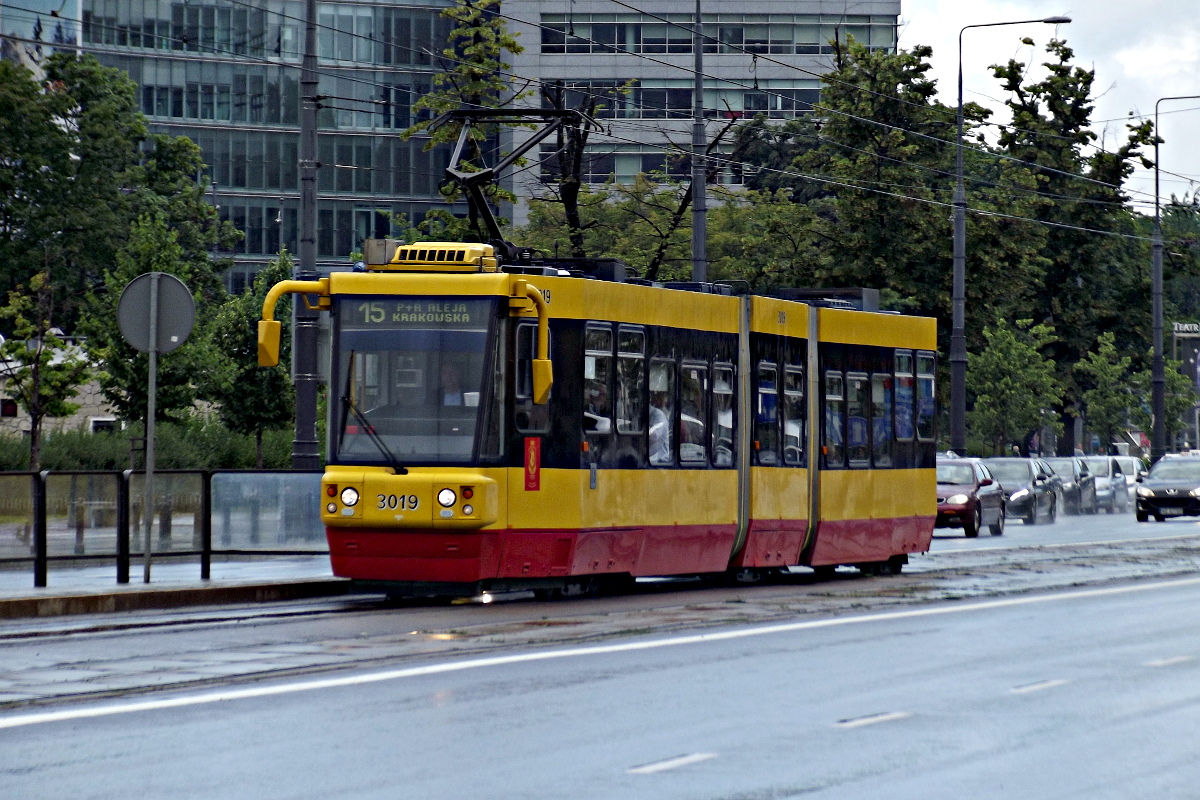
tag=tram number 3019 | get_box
[378,494,419,510]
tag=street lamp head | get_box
[1041,16,1071,24]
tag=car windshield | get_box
[332,296,500,465]
[1084,457,1112,477]
[1043,458,1075,475]
[1148,460,1200,481]
[936,464,974,484]
[984,460,1032,484]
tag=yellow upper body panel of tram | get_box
[818,306,937,350]
[328,265,742,332]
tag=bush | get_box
[0,418,308,471]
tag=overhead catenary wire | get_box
[5,3,1179,221]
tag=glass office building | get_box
[75,0,461,291]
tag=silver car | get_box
[1114,456,1146,506]
[1084,456,1129,513]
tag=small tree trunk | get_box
[255,429,264,469]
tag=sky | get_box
[897,0,1200,215]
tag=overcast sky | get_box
[897,0,1200,215]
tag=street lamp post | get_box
[1151,95,1200,463]
[951,16,1070,455]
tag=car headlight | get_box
[946,494,969,505]
[1009,489,1029,501]
[1137,486,1155,498]
[437,488,457,508]
[1190,487,1200,498]
[340,487,359,507]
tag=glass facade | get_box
[540,13,897,56]
[80,0,460,288]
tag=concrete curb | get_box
[0,578,355,620]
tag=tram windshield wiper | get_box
[340,351,408,475]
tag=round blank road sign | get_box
[117,272,196,354]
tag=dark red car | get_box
[936,458,1007,537]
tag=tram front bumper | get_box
[321,468,498,530]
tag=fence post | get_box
[33,471,47,588]
[201,471,212,581]
[117,470,131,584]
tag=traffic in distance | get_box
[935,451,1171,537]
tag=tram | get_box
[256,109,936,597]
[257,242,937,597]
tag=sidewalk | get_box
[0,556,354,619]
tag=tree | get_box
[968,318,1064,454]
[0,272,91,470]
[1075,332,1133,453]
[204,251,295,468]
[82,213,208,423]
[992,39,1156,447]
[1130,354,1197,448]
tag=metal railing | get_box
[0,470,325,587]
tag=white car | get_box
[1114,456,1146,506]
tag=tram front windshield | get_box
[333,296,497,465]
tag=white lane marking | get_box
[933,531,1200,555]
[1010,679,1071,694]
[1145,655,1194,668]
[626,752,717,774]
[6,575,1200,731]
[834,711,911,729]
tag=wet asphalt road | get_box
[4,573,1200,799]
[4,509,1200,798]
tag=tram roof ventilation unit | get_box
[770,287,880,311]
[363,239,500,273]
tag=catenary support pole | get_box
[691,0,706,283]
[293,0,321,469]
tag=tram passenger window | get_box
[783,367,804,465]
[712,365,735,467]
[872,373,893,467]
[894,351,915,441]
[649,359,675,466]
[616,328,645,434]
[846,373,870,468]
[824,371,845,468]
[680,363,708,464]
[514,322,549,433]
[584,324,613,435]
[755,363,779,466]
[916,351,936,441]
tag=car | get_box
[981,457,1057,524]
[1041,456,1099,514]
[935,458,1006,537]
[1115,455,1146,506]
[1136,457,1200,521]
[1083,456,1128,513]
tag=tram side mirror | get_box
[258,319,282,367]
[532,358,552,405]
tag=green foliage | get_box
[403,0,528,152]
[203,250,296,467]
[1129,353,1197,445]
[0,272,92,469]
[81,212,210,423]
[1075,332,1134,449]
[968,319,1064,454]
[0,422,294,471]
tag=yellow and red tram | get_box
[258,241,937,597]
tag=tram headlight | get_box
[326,502,337,514]
[462,504,474,516]
[437,488,457,508]
[946,494,969,505]
[340,487,360,507]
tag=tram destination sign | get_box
[350,299,487,328]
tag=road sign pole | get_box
[143,273,159,583]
